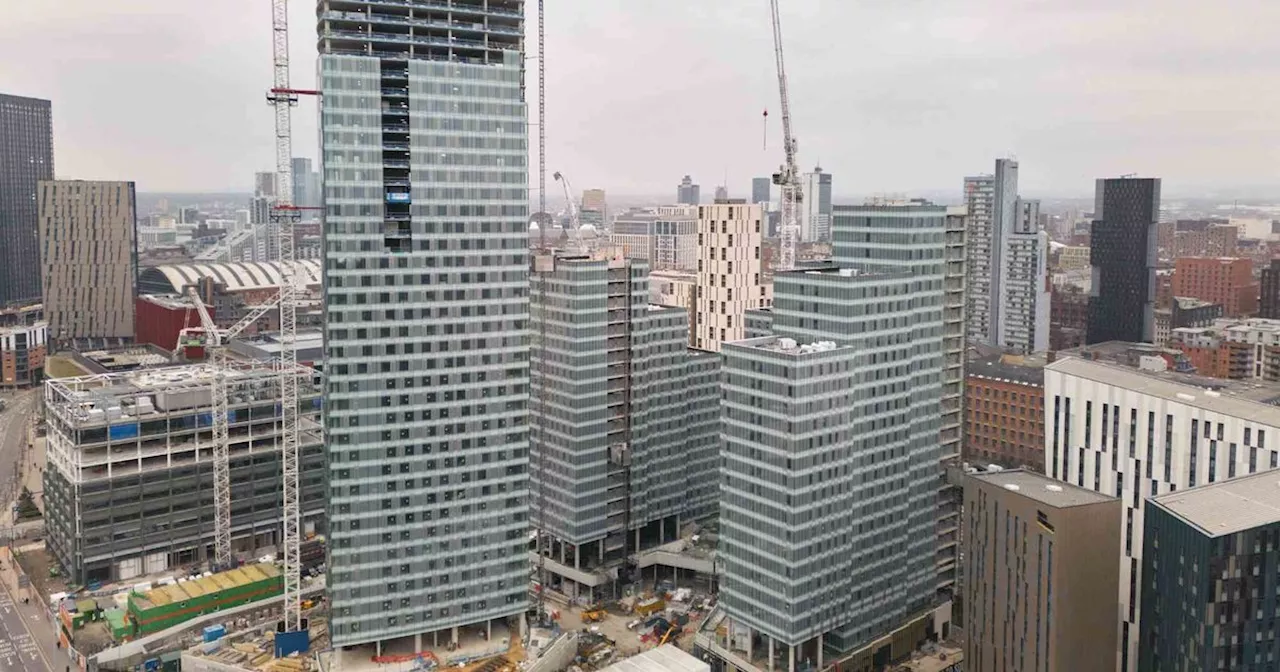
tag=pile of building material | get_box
[127,563,282,636]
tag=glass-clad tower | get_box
[316,0,529,650]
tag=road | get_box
[0,390,36,506]
[0,574,60,672]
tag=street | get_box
[0,574,59,672]
[0,390,36,505]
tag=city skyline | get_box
[2,1,1279,196]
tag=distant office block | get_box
[38,181,138,348]
[799,166,832,242]
[1172,256,1258,318]
[677,175,700,205]
[1088,177,1160,344]
[1260,259,1280,319]
[0,93,54,305]
[1140,471,1280,671]
[609,206,697,271]
[964,469,1120,672]
[750,177,770,205]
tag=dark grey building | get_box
[1260,259,1280,320]
[677,175,700,205]
[1088,177,1160,344]
[751,177,770,205]
[0,93,53,306]
[1140,470,1280,672]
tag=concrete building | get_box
[38,181,139,348]
[0,303,46,388]
[677,175,700,206]
[751,177,771,206]
[1139,470,1280,671]
[1172,223,1237,259]
[1088,177,1160,345]
[692,200,764,352]
[291,157,320,213]
[1045,349,1280,671]
[1259,259,1280,320]
[42,361,325,584]
[997,198,1050,353]
[528,252,719,602]
[799,166,832,242]
[963,159,1021,350]
[704,201,951,672]
[713,185,728,202]
[963,469,1121,672]
[253,171,276,199]
[965,354,1047,470]
[939,206,968,597]
[1172,257,1258,318]
[316,0,529,650]
[1051,244,1090,271]
[0,93,54,306]
[609,206,698,271]
[648,270,696,311]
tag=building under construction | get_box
[529,251,720,603]
[42,361,325,584]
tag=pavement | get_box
[0,547,63,672]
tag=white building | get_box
[609,206,698,271]
[799,166,832,243]
[1045,354,1280,672]
[997,199,1050,353]
[694,200,764,352]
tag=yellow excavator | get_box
[659,624,679,646]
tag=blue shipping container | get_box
[203,624,226,642]
[108,423,140,441]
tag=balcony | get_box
[329,0,524,20]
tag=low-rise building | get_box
[964,469,1120,672]
[964,354,1046,470]
[1140,470,1280,671]
[1170,318,1280,380]
[1171,257,1257,318]
[0,302,46,388]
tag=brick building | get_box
[1050,286,1089,351]
[964,353,1047,470]
[1171,257,1257,317]
[1169,318,1280,380]
[0,302,46,389]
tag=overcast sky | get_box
[3,1,1279,198]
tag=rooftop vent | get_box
[1045,484,1064,492]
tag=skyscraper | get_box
[528,252,719,602]
[254,171,277,199]
[291,157,321,214]
[1260,259,1280,319]
[677,175,700,205]
[38,181,138,348]
[0,93,53,306]
[1088,177,1160,344]
[965,159,1033,350]
[799,165,832,242]
[316,0,529,652]
[705,201,950,670]
[692,200,764,352]
[750,177,770,205]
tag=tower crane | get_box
[265,0,319,635]
[174,288,281,568]
[769,0,801,272]
[553,171,585,253]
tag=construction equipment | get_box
[265,0,319,635]
[581,607,606,623]
[658,624,678,646]
[768,0,801,272]
[553,170,585,253]
[174,288,281,568]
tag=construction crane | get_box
[266,0,319,635]
[553,171,585,253]
[769,0,801,272]
[174,288,281,568]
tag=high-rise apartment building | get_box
[1260,259,1280,319]
[704,201,950,671]
[1087,177,1160,344]
[965,159,1044,353]
[692,200,764,352]
[528,252,719,602]
[316,0,529,652]
[1171,256,1258,317]
[799,165,833,242]
[998,199,1050,353]
[579,188,606,229]
[291,157,321,216]
[677,175,700,206]
[964,469,1121,672]
[750,177,770,205]
[1140,471,1280,671]
[1045,349,1280,671]
[38,181,138,348]
[938,206,968,596]
[0,93,54,306]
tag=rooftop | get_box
[967,354,1047,386]
[600,645,709,672]
[1048,354,1280,421]
[738,336,849,356]
[1152,469,1280,537]
[969,469,1117,508]
[138,260,322,295]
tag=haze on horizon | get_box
[2,0,1278,199]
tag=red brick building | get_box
[965,355,1047,471]
[1172,257,1257,317]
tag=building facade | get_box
[528,253,719,601]
[751,177,770,205]
[693,200,764,352]
[42,362,325,584]
[38,181,139,348]
[965,159,1033,350]
[998,198,1050,353]
[1087,177,1160,344]
[0,93,54,306]
[1170,318,1280,381]
[965,355,1046,470]
[1050,286,1089,352]
[677,175,700,205]
[1045,353,1280,671]
[1260,259,1280,320]
[799,166,832,242]
[608,207,697,271]
[1139,471,1280,672]
[1171,256,1257,318]
[963,469,1120,672]
[316,0,530,649]
[0,303,46,388]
